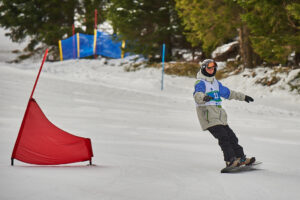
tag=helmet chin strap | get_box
[201,67,216,77]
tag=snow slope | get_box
[0,57,300,200]
[1,27,300,200]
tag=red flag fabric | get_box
[12,98,93,165]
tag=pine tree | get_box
[176,0,236,52]
[77,0,108,34]
[107,0,192,61]
[0,0,78,55]
[237,0,300,65]
[176,0,261,68]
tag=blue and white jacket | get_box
[193,72,246,130]
[193,78,231,107]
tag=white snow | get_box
[0,28,27,62]
[211,41,239,59]
[98,21,114,35]
[1,29,300,200]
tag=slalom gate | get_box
[11,49,94,166]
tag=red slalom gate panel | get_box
[12,98,93,165]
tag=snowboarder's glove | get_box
[245,95,254,103]
[203,95,213,102]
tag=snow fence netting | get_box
[60,35,78,60]
[95,31,123,59]
[60,31,126,60]
[79,33,95,58]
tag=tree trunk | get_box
[295,52,300,68]
[83,0,94,34]
[239,23,254,68]
[163,38,173,62]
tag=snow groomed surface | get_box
[1,25,300,200]
[0,58,300,200]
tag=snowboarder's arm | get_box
[193,80,207,104]
[194,92,207,104]
[228,90,246,101]
[218,81,245,101]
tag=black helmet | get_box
[200,59,218,77]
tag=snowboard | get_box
[221,160,262,173]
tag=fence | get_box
[58,30,126,61]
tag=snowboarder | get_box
[193,59,255,169]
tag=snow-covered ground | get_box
[0,28,27,62]
[1,30,300,200]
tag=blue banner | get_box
[60,31,127,60]
[60,35,77,60]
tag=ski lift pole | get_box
[161,44,166,91]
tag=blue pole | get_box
[161,44,166,91]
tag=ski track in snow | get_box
[0,59,300,200]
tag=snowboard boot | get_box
[225,157,240,168]
[239,155,256,166]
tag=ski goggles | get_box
[206,62,217,69]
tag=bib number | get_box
[207,91,221,102]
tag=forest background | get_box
[0,0,299,68]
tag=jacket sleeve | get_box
[193,80,206,104]
[228,90,246,101]
[218,81,245,101]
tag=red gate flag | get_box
[11,49,93,165]
[11,98,93,165]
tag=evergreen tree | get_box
[107,0,192,61]
[175,0,238,53]
[237,0,300,65]
[175,0,259,68]
[0,0,78,52]
[78,0,108,34]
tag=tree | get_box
[0,0,78,52]
[175,0,260,68]
[237,0,300,65]
[107,0,192,61]
[78,0,108,34]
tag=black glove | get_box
[245,95,254,103]
[203,95,213,102]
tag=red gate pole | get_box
[30,49,48,99]
[72,24,76,59]
[72,24,75,36]
[11,49,48,165]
